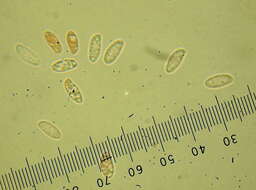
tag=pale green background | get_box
[0,0,256,189]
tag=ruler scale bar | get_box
[106,137,117,162]
[32,165,40,184]
[2,85,256,190]
[57,148,70,182]
[17,170,25,189]
[21,169,28,188]
[10,169,18,190]
[183,108,196,141]
[7,173,14,190]
[53,158,61,177]
[246,94,254,114]
[138,126,148,152]
[120,127,134,162]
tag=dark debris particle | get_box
[232,157,234,163]
[215,177,219,180]
[47,86,50,88]
[128,113,134,118]
[26,88,30,91]
[136,184,142,188]
[141,85,145,87]
[102,96,105,99]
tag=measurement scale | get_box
[1,84,256,190]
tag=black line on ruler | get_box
[227,101,235,120]
[240,96,248,115]
[160,122,169,141]
[213,105,222,125]
[50,159,58,178]
[163,121,173,140]
[138,126,148,151]
[162,122,171,140]
[174,117,183,136]
[158,123,167,142]
[208,106,216,126]
[88,145,97,166]
[191,112,200,132]
[6,173,12,190]
[141,127,150,147]
[211,106,219,125]
[246,94,254,114]
[157,123,167,142]
[53,157,61,176]
[236,97,245,117]
[182,115,191,134]
[147,127,155,146]
[230,99,238,120]
[195,111,203,130]
[232,95,242,121]
[110,138,119,158]
[168,116,179,140]
[3,175,9,190]
[21,168,29,187]
[10,169,18,190]
[42,158,52,183]
[33,165,41,184]
[30,165,38,184]
[24,167,31,187]
[56,157,64,176]
[136,130,144,150]
[215,96,228,131]
[220,102,229,122]
[189,113,198,133]
[69,152,77,172]
[183,108,196,141]
[106,137,116,162]
[53,158,61,177]
[129,133,137,151]
[177,117,185,136]
[171,117,181,137]
[254,92,256,106]
[121,127,134,162]
[95,143,103,169]
[223,101,232,121]
[8,170,15,190]
[110,137,121,157]
[154,124,165,151]
[75,147,84,173]
[72,151,80,171]
[84,147,93,166]
[113,137,121,157]
[100,142,107,155]
[132,131,140,151]
[45,159,54,179]
[40,162,48,182]
[179,116,188,135]
[14,170,21,190]
[0,177,4,190]
[1,175,7,190]
[89,136,101,168]
[17,170,25,189]
[47,159,55,178]
[153,116,165,144]
[97,143,104,161]
[127,133,135,152]
[200,105,211,132]
[37,163,44,182]
[79,149,87,169]
[166,120,178,141]
[205,107,213,127]
[25,158,36,187]
[247,85,256,110]
[117,136,125,156]
[243,96,251,115]
[57,147,70,182]
[7,173,13,190]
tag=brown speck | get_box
[102,96,105,99]
[215,177,219,180]
[26,88,30,91]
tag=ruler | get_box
[1,85,256,190]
